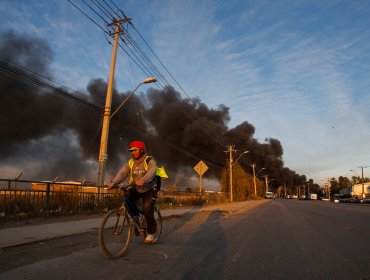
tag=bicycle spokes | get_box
[98,209,132,259]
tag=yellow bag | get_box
[156,166,168,179]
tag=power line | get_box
[0,57,103,112]
[66,0,109,35]
[66,0,230,149]
[90,0,112,21]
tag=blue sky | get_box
[1,0,370,184]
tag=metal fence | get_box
[0,179,228,217]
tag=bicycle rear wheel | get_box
[98,208,132,259]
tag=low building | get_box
[341,183,370,198]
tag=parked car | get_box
[331,197,340,203]
[340,197,360,203]
[361,198,370,204]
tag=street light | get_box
[110,77,157,119]
[97,77,157,186]
[268,178,275,193]
[324,178,330,199]
[256,167,266,177]
[251,165,265,196]
[233,151,249,166]
[229,150,249,202]
[262,175,274,194]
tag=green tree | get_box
[232,163,249,201]
[338,176,351,190]
[220,163,254,201]
[330,177,339,194]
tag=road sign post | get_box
[194,160,209,192]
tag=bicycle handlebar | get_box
[107,182,136,191]
[107,180,156,193]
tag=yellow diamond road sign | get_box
[194,160,209,176]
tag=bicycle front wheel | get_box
[98,208,132,259]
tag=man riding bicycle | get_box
[107,141,158,243]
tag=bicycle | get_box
[98,183,162,259]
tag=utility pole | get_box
[284,184,287,197]
[228,145,235,202]
[360,166,368,199]
[307,183,310,196]
[97,18,129,186]
[225,146,248,202]
[361,166,364,199]
[251,163,257,196]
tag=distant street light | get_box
[229,150,249,202]
[251,165,265,196]
[324,178,331,199]
[263,176,275,194]
[256,167,266,177]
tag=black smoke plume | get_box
[0,30,308,188]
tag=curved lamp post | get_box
[110,77,157,119]
[251,166,265,196]
[262,175,275,194]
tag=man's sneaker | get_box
[144,234,155,243]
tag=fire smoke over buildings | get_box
[0,30,307,188]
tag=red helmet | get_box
[128,141,146,152]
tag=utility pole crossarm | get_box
[107,18,131,35]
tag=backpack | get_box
[128,156,168,191]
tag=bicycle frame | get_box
[99,183,162,259]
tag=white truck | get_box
[265,192,274,199]
[309,193,317,200]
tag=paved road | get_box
[1,199,369,280]
[0,201,258,248]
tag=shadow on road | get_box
[159,209,227,279]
